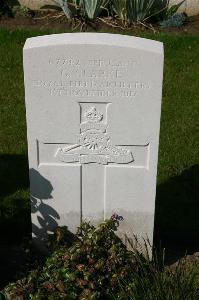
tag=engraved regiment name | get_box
[32,57,150,99]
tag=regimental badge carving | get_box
[56,106,134,165]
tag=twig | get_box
[72,19,82,31]
[143,6,168,22]
[51,12,65,19]
[34,14,53,20]
[98,17,125,30]
[138,21,156,33]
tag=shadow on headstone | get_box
[154,164,199,264]
[30,168,61,252]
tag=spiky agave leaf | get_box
[112,0,127,22]
[82,0,110,20]
[127,0,156,22]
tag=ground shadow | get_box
[0,162,75,289]
[0,154,29,199]
[0,0,20,17]
[0,154,30,241]
[0,153,30,288]
[154,164,199,264]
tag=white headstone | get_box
[23,33,164,250]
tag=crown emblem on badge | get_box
[85,107,103,123]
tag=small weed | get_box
[12,5,33,18]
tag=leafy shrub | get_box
[160,12,186,28]
[12,5,32,18]
[2,215,199,299]
[3,215,134,299]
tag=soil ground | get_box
[0,12,199,34]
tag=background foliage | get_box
[42,0,186,24]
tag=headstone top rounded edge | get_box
[23,33,163,55]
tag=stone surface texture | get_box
[19,0,55,10]
[171,0,199,16]
[18,0,199,16]
[23,33,164,250]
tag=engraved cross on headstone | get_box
[42,102,145,223]
[38,102,149,224]
[54,103,134,221]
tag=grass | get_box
[0,27,198,252]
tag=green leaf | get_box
[127,0,156,22]
[167,0,185,17]
[0,293,6,300]
[82,0,109,19]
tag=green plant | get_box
[165,0,185,18]
[41,0,74,19]
[82,0,110,20]
[112,0,127,22]
[3,215,135,299]
[54,0,72,18]
[160,12,186,28]
[127,0,155,22]
[50,0,109,20]
[68,0,83,17]
[12,5,32,18]
[43,0,186,24]
[111,0,185,24]
[150,0,185,22]
[2,215,199,299]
